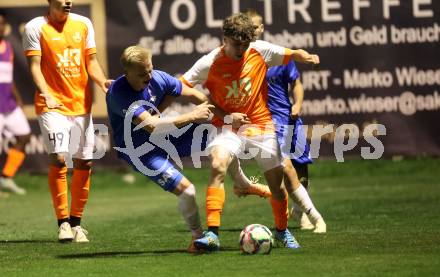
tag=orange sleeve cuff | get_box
[25,50,41,57]
[85,47,97,56]
[179,77,193,88]
[282,48,294,65]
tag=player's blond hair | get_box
[120,45,152,69]
[222,13,256,42]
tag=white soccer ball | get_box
[239,224,273,254]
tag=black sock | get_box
[208,226,219,236]
[57,218,69,227]
[69,216,81,227]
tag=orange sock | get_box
[48,165,69,220]
[70,169,91,218]
[2,148,25,177]
[206,187,225,227]
[270,197,289,230]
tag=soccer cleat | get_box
[313,218,327,234]
[233,176,272,198]
[58,222,74,242]
[193,231,220,252]
[274,229,300,249]
[71,226,89,242]
[0,177,26,195]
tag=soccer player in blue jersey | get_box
[106,45,215,252]
[235,10,326,233]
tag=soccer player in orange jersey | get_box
[23,0,111,242]
[181,13,320,251]
[230,10,326,233]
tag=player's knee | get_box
[49,153,66,167]
[180,183,196,198]
[74,159,92,170]
[16,134,31,147]
[211,159,229,176]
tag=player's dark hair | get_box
[222,13,256,42]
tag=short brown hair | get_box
[222,13,256,42]
[120,45,152,70]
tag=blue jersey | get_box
[106,70,206,191]
[266,61,300,125]
[266,62,312,165]
[106,70,182,152]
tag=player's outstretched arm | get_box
[133,102,214,134]
[206,96,251,128]
[180,84,208,104]
[158,84,208,113]
[86,54,112,93]
[291,49,320,66]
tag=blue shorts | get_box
[117,124,207,192]
[273,116,313,165]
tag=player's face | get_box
[224,37,250,61]
[251,15,264,39]
[0,15,6,39]
[125,60,154,91]
[48,0,73,22]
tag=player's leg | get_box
[285,118,325,232]
[171,177,203,253]
[250,134,300,249]
[194,130,242,252]
[228,156,271,198]
[69,114,95,242]
[38,112,73,242]
[290,161,314,229]
[0,107,31,195]
[283,158,326,233]
[287,117,312,225]
[123,150,204,253]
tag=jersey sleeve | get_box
[107,84,147,118]
[22,18,43,56]
[252,40,293,68]
[83,17,97,56]
[181,54,212,87]
[286,61,300,83]
[156,71,183,97]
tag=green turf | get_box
[0,159,439,276]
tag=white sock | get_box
[291,184,322,224]
[227,157,251,188]
[177,184,203,238]
[292,202,302,218]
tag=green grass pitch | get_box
[0,159,439,276]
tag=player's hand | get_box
[290,103,301,120]
[41,93,63,109]
[100,79,113,93]
[191,102,214,123]
[295,49,320,66]
[229,112,251,129]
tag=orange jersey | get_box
[23,13,97,115]
[182,40,293,136]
